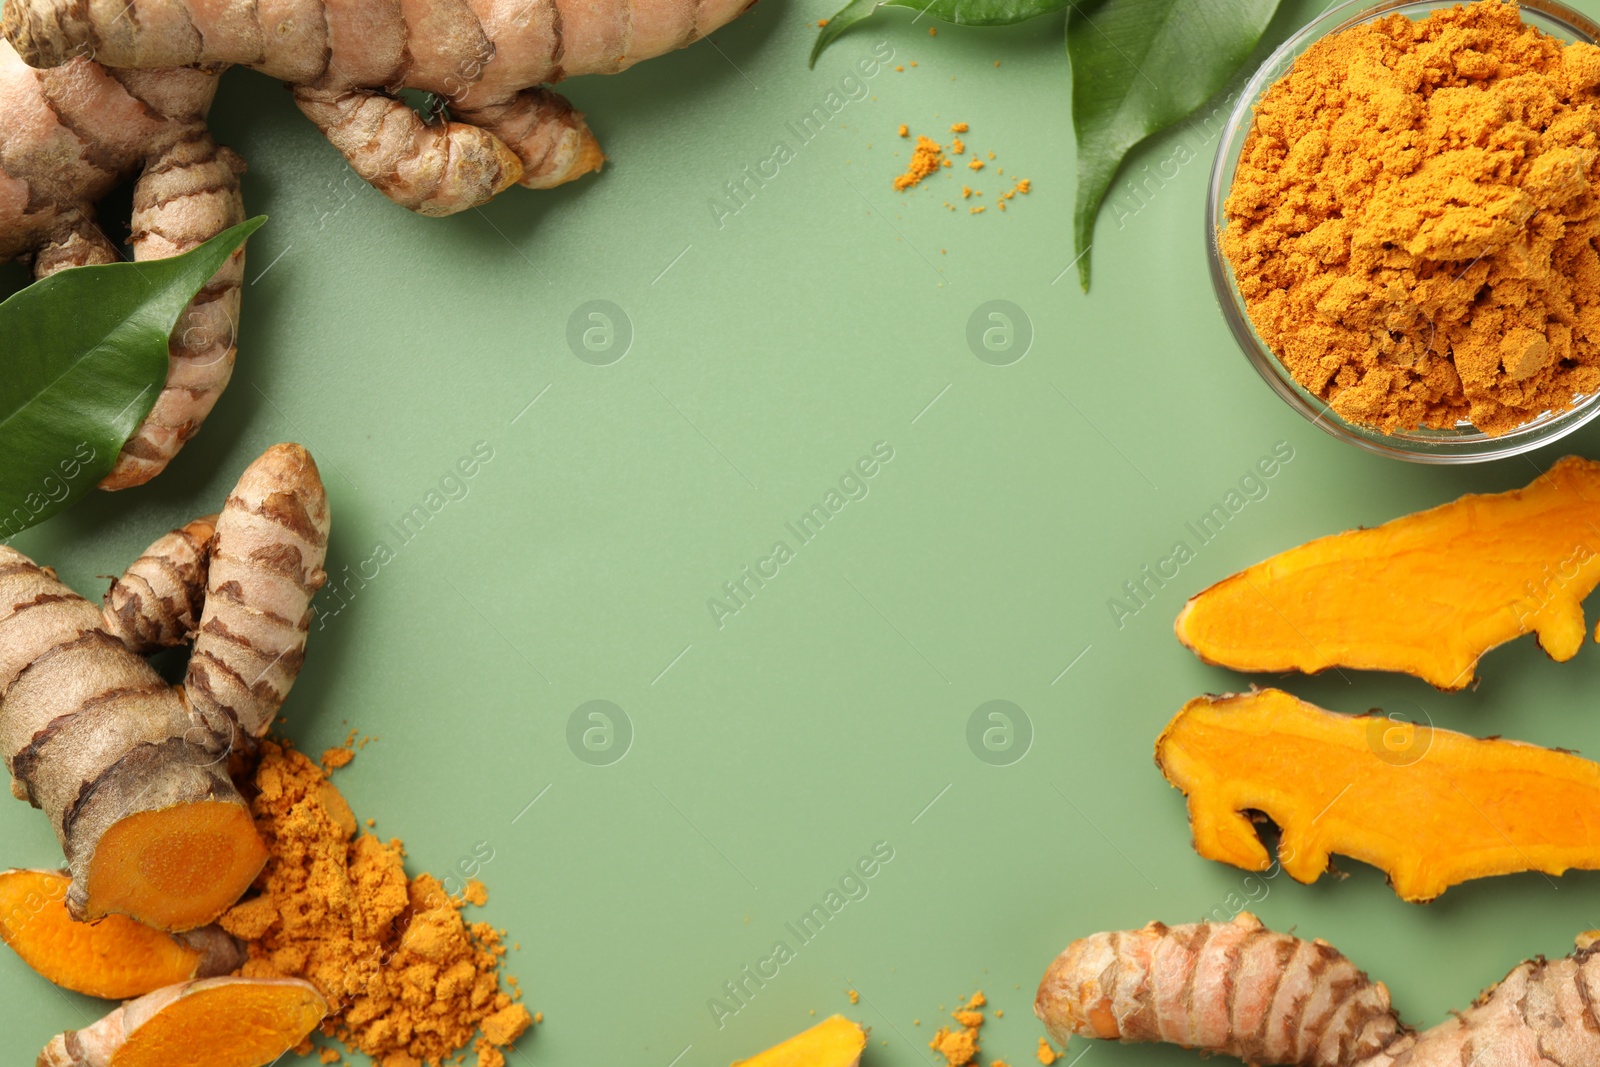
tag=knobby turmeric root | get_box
[4,0,758,216]
[0,444,329,931]
[0,39,247,490]
[1175,456,1600,689]
[0,869,243,999]
[37,975,328,1067]
[1159,689,1600,901]
[1037,912,1600,1067]
[733,1015,868,1067]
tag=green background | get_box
[6,1,1600,1063]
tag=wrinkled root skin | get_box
[1038,913,1600,1067]
[4,0,759,214]
[0,445,328,930]
[0,40,247,489]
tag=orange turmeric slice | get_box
[1175,456,1600,689]
[1158,688,1600,901]
[733,1014,868,1066]
[0,869,243,999]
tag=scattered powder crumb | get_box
[321,746,355,771]
[817,17,828,25]
[968,159,984,171]
[463,879,489,907]
[898,123,909,137]
[987,151,995,160]
[1037,1037,1060,1064]
[848,990,860,1004]
[995,1010,1004,1018]
[534,1013,544,1025]
[364,818,375,827]
[961,185,972,199]
[994,60,1001,67]
[930,991,987,1066]
[971,206,985,214]
[929,25,937,34]
[894,64,904,71]
[910,60,918,67]
[221,741,534,1067]
[318,1049,340,1064]
[951,138,965,154]
[951,122,968,133]
[894,135,948,190]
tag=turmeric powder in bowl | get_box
[1221,0,1600,438]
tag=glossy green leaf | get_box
[1068,0,1279,290]
[0,216,265,537]
[811,0,1068,66]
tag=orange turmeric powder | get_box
[219,741,532,1067]
[1223,0,1600,435]
[895,135,947,190]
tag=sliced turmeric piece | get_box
[733,1014,867,1066]
[1158,688,1600,901]
[0,869,243,999]
[1175,456,1600,689]
[38,976,327,1067]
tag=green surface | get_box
[7,2,1600,1064]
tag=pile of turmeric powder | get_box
[219,741,533,1067]
[1223,0,1600,435]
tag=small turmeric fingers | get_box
[0,869,243,999]
[0,41,248,490]
[102,517,218,654]
[184,444,330,746]
[1175,456,1600,689]
[1041,915,1600,1067]
[1159,689,1600,901]
[733,1015,868,1067]
[4,0,751,214]
[38,976,328,1067]
[1035,913,1405,1067]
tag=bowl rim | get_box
[1205,0,1600,464]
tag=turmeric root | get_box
[0,444,329,931]
[5,0,757,216]
[1159,689,1600,901]
[0,40,247,490]
[733,1015,867,1066]
[1175,456,1600,689]
[37,975,327,1067]
[0,869,243,999]
[1037,911,1600,1067]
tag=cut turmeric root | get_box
[0,869,242,999]
[1,444,329,931]
[38,976,328,1067]
[1175,456,1600,689]
[733,1015,868,1066]
[1158,688,1600,901]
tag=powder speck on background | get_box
[221,741,532,1067]
[1223,0,1600,435]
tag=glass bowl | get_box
[1207,0,1600,463]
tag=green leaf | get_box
[0,215,265,537]
[1068,0,1279,290]
[811,0,1068,66]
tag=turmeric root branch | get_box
[1038,913,1600,1067]
[1158,689,1600,901]
[38,976,328,1067]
